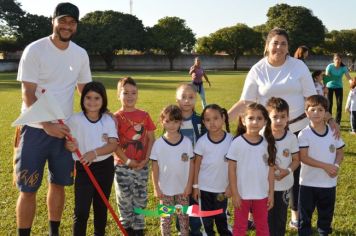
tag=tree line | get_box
[1,1,355,70]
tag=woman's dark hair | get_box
[312,70,323,82]
[236,103,276,166]
[334,53,346,67]
[201,104,230,132]
[264,27,289,56]
[160,105,183,122]
[294,45,309,60]
[266,97,290,131]
[80,81,108,115]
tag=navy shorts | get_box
[15,125,74,192]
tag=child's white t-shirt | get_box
[298,125,345,188]
[346,88,356,112]
[274,130,299,191]
[226,135,270,199]
[150,135,194,196]
[315,82,324,96]
[67,112,118,162]
[194,132,233,193]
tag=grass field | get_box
[0,71,355,235]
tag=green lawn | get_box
[0,71,355,235]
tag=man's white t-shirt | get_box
[240,56,316,133]
[17,36,92,127]
[194,132,233,193]
[67,112,118,162]
[298,125,345,188]
[226,135,270,199]
[150,135,194,196]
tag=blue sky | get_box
[18,0,356,37]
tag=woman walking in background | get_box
[325,53,353,124]
[189,57,211,108]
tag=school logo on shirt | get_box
[329,144,336,153]
[283,149,290,157]
[102,133,108,142]
[181,153,189,162]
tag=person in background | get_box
[324,53,353,124]
[294,45,309,62]
[14,3,92,236]
[312,70,328,97]
[189,57,211,108]
[345,77,356,134]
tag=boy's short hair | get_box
[305,95,328,111]
[160,105,183,121]
[117,77,137,93]
[176,83,196,98]
[266,97,289,115]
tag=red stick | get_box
[59,120,127,236]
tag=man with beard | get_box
[14,3,91,236]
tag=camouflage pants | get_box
[160,194,189,236]
[114,165,148,230]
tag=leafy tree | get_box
[149,16,196,70]
[210,23,260,70]
[265,4,325,53]
[324,29,356,70]
[0,0,51,50]
[16,14,51,48]
[75,10,146,70]
[0,0,25,37]
[195,36,216,55]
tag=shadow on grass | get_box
[0,80,21,91]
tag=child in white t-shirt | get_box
[226,103,276,235]
[192,104,233,235]
[65,81,118,235]
[345,77,356,134]
[265,97,300,236]
[298,95,344,235]
[150,105,194,236]
[312,70,328,97]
